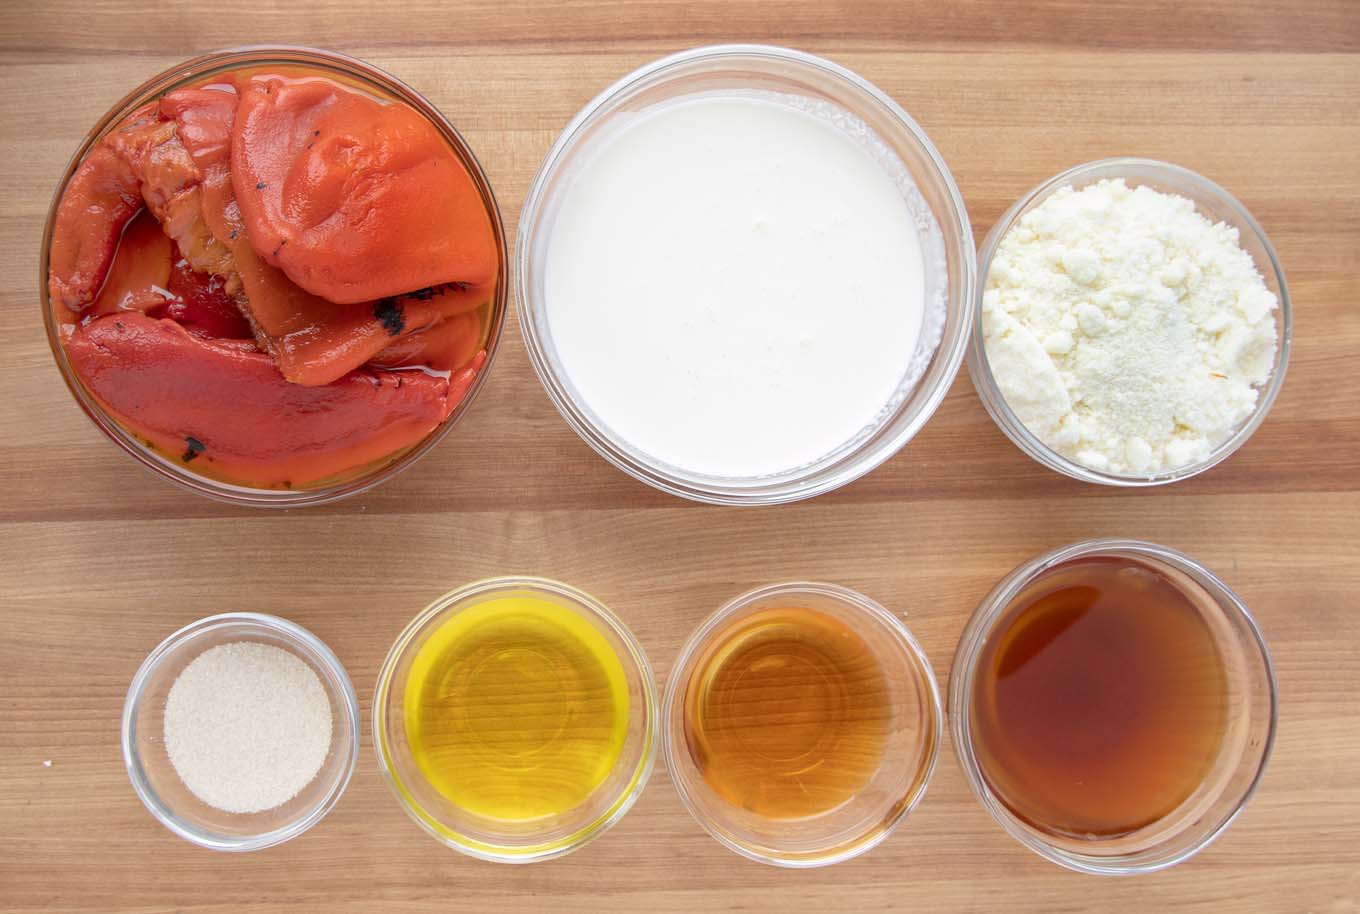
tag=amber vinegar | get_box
[682,607,892,819]
[970,557,1229,840]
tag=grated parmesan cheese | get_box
[982,178,1278,476]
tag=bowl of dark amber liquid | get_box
[41,46,507,506]
[950,539,1277,874]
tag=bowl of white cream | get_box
[970,158,1291,486]
[518,45,975,504]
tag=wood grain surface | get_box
[2,2,1357,912]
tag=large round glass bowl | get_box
[949,539,1277,874]
[517,45,975,505]
[663,582,942,867]
[969,158,1291,486]
[373,578,659,863]
[40,46,508,507]
[121,613,361,851]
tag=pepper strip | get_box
[48,104,156,312]
[66,312,456,487]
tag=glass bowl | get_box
[517,44,975,505]
[40,45,508,507]
[663,582,942,866]
[121,613,360,851]
[949,539,1277,874]
[969,158,1291,486]
[373,578,658,863]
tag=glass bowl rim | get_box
[39,44,509,508]
[516,43,976,506]
[661,580,944,867]
[947,537,1279,874]
[967,156,1293,487]
[371,575,660,863]
[120,611,362,852]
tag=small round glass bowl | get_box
[949,539,1277,875]
[121,613,361,851]
[373,577,659,863]
[663,582,942,867]
[40,46,508,507]
[969,158,1291,486]
[517,45,975,505]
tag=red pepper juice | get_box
[47,56,500,491]
[968,557,1229,840]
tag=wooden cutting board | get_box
[2,2,1357,911]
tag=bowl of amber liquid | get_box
[40,46,507,506]
[373,578,658,862]
[663,583,942,866]
[950,539,1277,874]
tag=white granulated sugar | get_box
[164,641,332,815]
[982,178,1278,475]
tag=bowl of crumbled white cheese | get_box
[970,158,1291,485]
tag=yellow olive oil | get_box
[404,595,629,822]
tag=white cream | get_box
[544,93,939,478]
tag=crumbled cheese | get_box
[164,641,332,815]
[982,178,1278,476]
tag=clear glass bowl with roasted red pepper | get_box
[42,47,507,505]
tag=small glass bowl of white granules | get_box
[969,158,1291,486]
[122,613,360,851]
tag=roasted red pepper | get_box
[229,240,486,385]
[87,208,173,317]
[164,86,238,170]
[231,74,497,303]
[49,68,497,490]
[166,86,494,386]
[48,105,155,313]
[105,117,233,281]
[160,258,254,339]
[49,97,236,315]
[65,312,460,486]
[368,310,483,372]
[446,349,488,410]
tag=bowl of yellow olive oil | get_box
[374,578,658,862]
